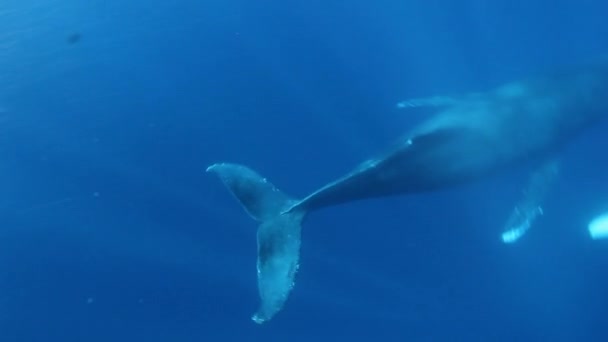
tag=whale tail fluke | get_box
[207,163,305,324]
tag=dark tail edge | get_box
[207,163,306,324]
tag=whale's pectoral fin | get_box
[501,160,560,243]
[396,92,482,110]
[207,163,306,324]
[396,95,458,109]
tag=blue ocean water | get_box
[0,0,607,340]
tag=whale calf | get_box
[207,58,608,323]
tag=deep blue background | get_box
[0,0,607,341]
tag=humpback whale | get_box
[207,58,608,323]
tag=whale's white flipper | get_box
[502,160,560,244]
[589,213,608,240]
[502,207,543,243]
[207,163,305,324]
[396,95,458,109]
[396,92,484,110]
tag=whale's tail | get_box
[207,163,306,324]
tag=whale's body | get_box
[208,59,608,323]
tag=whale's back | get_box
[295,62,608,212]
